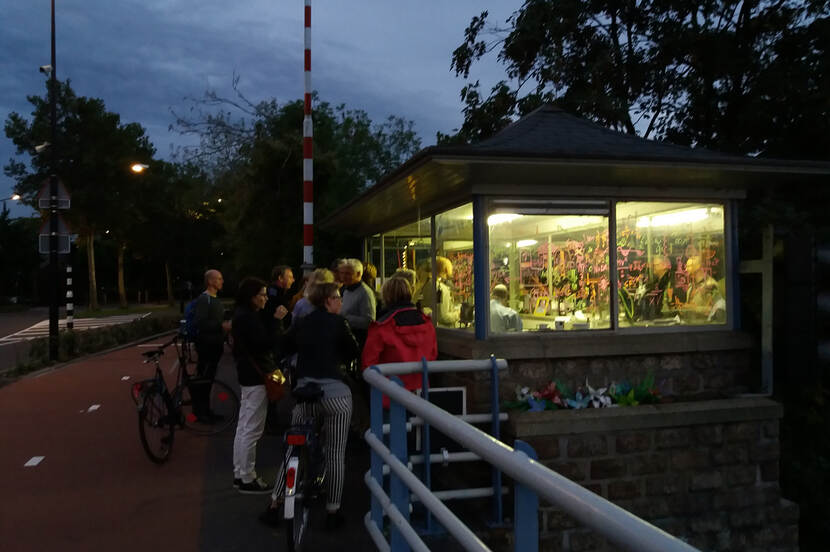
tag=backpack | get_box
[182,293,210,341]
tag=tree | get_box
[0,209,40,303]
[448,1,830,158]
[172,84,422,277]
[4,81,156,309]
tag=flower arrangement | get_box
[504,373,662,412]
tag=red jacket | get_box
[361,305,438,403]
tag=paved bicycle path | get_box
[0,343,373,551]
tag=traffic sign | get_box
[38,216,71,255]
[37,177,70,209]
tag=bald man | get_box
[192,269,231,422]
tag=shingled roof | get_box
[321,104,830,234]
[452,104,729,162]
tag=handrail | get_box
[363,366,699,552]
[373,358,508,375]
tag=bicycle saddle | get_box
[292,382,324,403]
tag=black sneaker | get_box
[237,477,272,494]
[258,505,282,528]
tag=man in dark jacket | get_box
[193,269,230,421]
[263,265,295,329]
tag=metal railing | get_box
[363,358,700,552]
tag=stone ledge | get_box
[438,329,753,360]
[509,397,782,437]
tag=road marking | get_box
[24,456,45,467]
[87,404,101,412]
[0,313,152,346]
[121,376,131,380]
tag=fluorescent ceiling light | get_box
[637,208,709,228]
[488,213,521,225]
[517,239,538,247]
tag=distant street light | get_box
[2,194,21,211]
[130,163,149,173]
[217,198,223,203]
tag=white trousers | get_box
[232,384,268,482]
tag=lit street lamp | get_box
[2,193,21,207]
[130,163,149,173]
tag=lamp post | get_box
[47,0,59,361]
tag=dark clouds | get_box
[1,1,519,217]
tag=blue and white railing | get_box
[362,358,699,552]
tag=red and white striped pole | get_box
[302,0,314,272]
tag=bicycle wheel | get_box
[138,388,174,464]
[181,379,239,435]
[286,452,311,552]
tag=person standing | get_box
[261,282,359,529]
[192,269,230,422]
[420,256,459,327]
[362,277,437,406]
[231,277,287,493]
[337,259,376,347]
[264,265,295,329]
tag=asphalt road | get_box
[0,341,374,552]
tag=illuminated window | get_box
[615,202,727,327]
[381,218,431,282]
[431,203,474,330]
[488,211,610,333]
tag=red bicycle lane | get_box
[0,342,206,552]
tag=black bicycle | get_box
[282,383,327,552]
[132,335,240,463]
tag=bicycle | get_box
[132,334,240,464]
[282,382,327,552]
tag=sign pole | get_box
[48,0,59,361]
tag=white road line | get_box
[87,404,101,412]
[0,313,152,345]
[24,456,45,467]
[121,376,131,380]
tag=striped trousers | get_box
[272,393,352,512]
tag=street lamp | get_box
[130,163,149,173]
[2,194,21,211]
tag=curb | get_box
[3,329,179,381]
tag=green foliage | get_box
[0,211,40,302]
[449,1,830,159]
[12,314,179,377]
[173,87,422,277]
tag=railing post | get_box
[421,356,433,533]
[490,354,503,526]
[369,367,384,532]
[389,376,410,552]
[513,440,539,552]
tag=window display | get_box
[488,213,611,332]
[615,202,726,326]
[433,204,474,330]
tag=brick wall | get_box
[507,399,798,551]
[437,350,753,415]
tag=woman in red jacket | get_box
[361,276,437,402]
